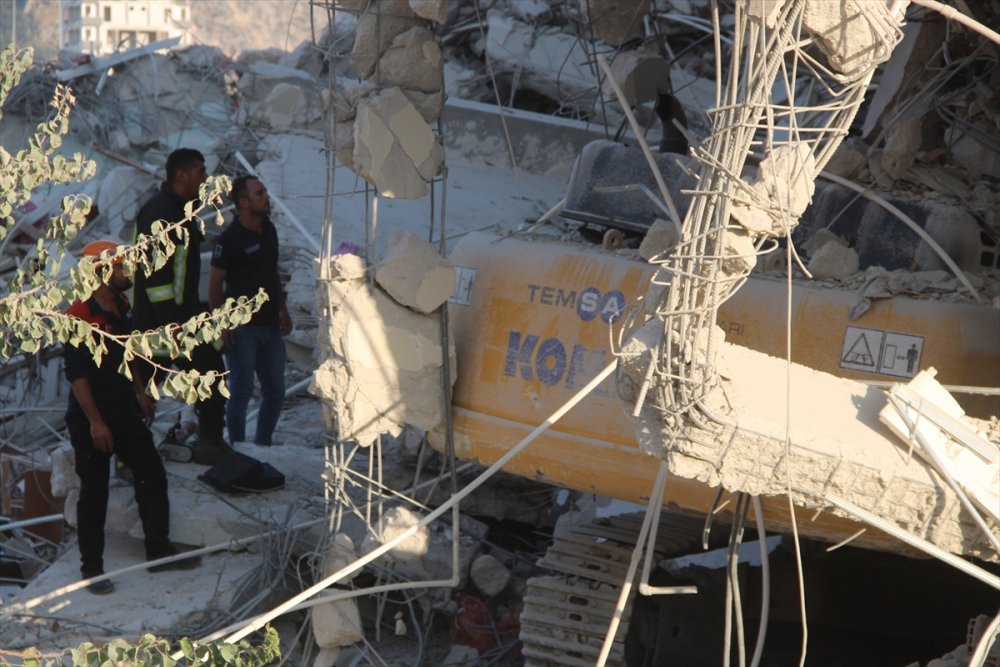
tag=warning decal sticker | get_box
[840,326,924,378]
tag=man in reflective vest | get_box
[133,148,230,464]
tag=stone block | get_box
[352,87,445,199]
[470,553,510,597]
[351,0,421,79]
[376,26,443,94]
[312,597,363,649]
[638,217,678,261]
[375,231,456,313]
[808,240,860,279]
[408,0,449,23]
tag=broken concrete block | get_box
[746,0,784,29]
[310,278,457,446]
[578,0,650,46]
[881,117,922,180]
[312,597,363,649]
[615,318,663,405]
[807,240,860,279]
[824,140,868,180]
[352,87,445,199]
[260,82,308,131]
[329,253,368,281]
[638,217,678,261]
[375,231,456,313]
[323,533,360,583]
[375,27,444,94]
[601,49,671,107]
[722,227,757,276]
[408,0,449,23]
[470,553,511,597]
[401,88,444,124]
[360,506,482,584]
[352,0,421,79]
[803,228,848,257]
[803,0,897,76]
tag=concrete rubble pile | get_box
[310,232,457,446]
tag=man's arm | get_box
[208,265,234,347]
[69,378,114,453]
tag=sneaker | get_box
[147,544,202,573]
[85,577,115,595]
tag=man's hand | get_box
[90,418,114,453]
[280,308,292,336]
[138,392,156,427]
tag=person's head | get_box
[230,175,271,219]
[165,148,207,202]
[81,240,131,293]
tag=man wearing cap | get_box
[64,241,200,595]
[133,148,229,464]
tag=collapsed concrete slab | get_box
[352,87,445,199]
[621,340,1000,563]
[375,231,456,314]
[311,255,456,446]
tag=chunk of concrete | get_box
[323,533,361,583]
[579,0,650,46]
[803,0,897,75]
[638,217,678,261]
[360,506,482,584]
[310,276,457,446]
[470,554,511,597]
[375,231,456,313]
[259,82,308,131]
[408,0,448,23]
[824,140,868,180]
[601,49,671,107]
[443,645,479,665]
[352,0,421,79]
[803,228,848,257]
[352,87,445,199]
[376,27,444,94]
[881,117,922,180]
[312,597,363,649]
[807,240,860,279]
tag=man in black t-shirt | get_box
[208,176,291,446]
[65,241,199,595]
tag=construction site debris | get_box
[882,117,924,181]
[352,87,445,199]
[579,0,650,46]
[376,27,445,95]
[350,0,422,79]
[312,596,364,650]
[802,0,897,75]
[601,48,672,108]
[638,216,678,261]
[807,240,861,280]
[469,553,511,597]
[409,0,450,23]
[375,231,456,314]
[311,256,456,446]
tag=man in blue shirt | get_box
[209,176,291,447]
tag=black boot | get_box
[193,399,232,465]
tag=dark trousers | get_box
[139,342,228,442]
[67,413,171,577]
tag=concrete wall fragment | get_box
[351,0,421,78]
[352,87,445,199]
[375,231,456,314]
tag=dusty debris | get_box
[469,553,511,597]
[808,240,861,279]
[602,48,672,108]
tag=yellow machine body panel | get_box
[437,233,999,542]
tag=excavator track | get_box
[520,512,704,666]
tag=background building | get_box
[59,0,192,54]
